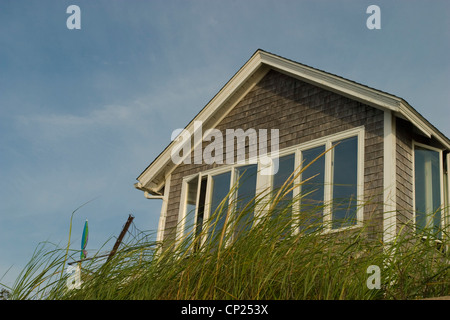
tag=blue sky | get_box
[1,0,449,289]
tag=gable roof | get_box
[135,49,450,195]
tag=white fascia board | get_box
[259,51,402,113]
[398,101,432,139]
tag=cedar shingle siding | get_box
[164,70,385,242]
[396,118,414,233]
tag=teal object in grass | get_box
[80,219,88,260]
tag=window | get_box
[414,144,443,236]
[331,136,358,229]
[270,153,295,234]
[179,175,207,248]
[300,145,325,231]
[207,171,232,244]
[298,131,362,232]
[296,135,359,232]
[178,128,364,245]
[272,153,295,220]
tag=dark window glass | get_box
[332,137,358,229]
[208,171,231,244]
[234,164,258,237]
[414,146,441,236]
[300,145,325,232]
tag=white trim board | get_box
[411,141,445,234]
[156,174,171,243]
[383,111,397,243]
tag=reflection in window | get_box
[272,154,295,222]
[332,137,358,229]
[234,164,258,237]
[208,171,231,243]
[414,146,441,236]
[300,145,325,231]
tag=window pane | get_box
[195,177,208,239]
[414,146,441,235]
[301,145,325,231]
[332,136,358,229]
[272,154,295,222]
[183,177,198,237]
[234,164,258,236]
[208,171,231,243]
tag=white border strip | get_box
[383,110,397,243]
[156,174,171,243]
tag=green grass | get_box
[5,201,448,300]
[2,164,449,300]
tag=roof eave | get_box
[398,100,450,149]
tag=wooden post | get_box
[107,214,134,262]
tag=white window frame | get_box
[177,163,261,246]
[176,174,201,244]
[326,128,365,232]
[177,127,365,243]
[284,127,365,234]
[411,141,445,235]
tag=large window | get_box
[178,128,364,245]
[414,143,443,236]
[296,135,359,232]
[331,136,358,229]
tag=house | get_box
[135,49,450,247]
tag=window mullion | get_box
[254,162,270,223]
[292,149,301,234]
[323,140,333,231]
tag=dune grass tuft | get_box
[3,159,449,300]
